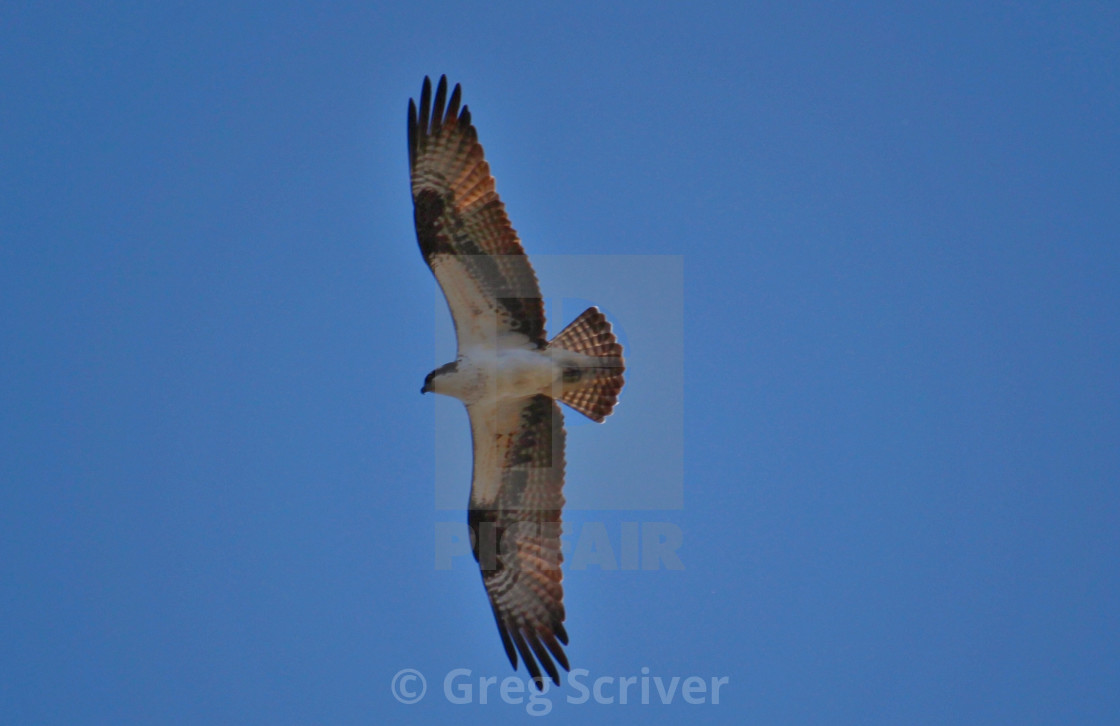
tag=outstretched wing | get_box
[466,394,569,688]
[408,75,546,352]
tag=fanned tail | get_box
[547,307,626,423]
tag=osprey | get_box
[408,76,626,688]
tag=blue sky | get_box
[2,2,1118,723]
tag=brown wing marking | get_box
[408,75,545,348]
[467,394,569,688]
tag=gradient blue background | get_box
[2,2,1118,723]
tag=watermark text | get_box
[392,666,728,715]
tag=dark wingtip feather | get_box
[492,609,569,688]
[417,76,432,138]
[494,614,518,669]
[432,75,447,130]
[527,631,561,687]
[407,99,417,167]
[541,631,570,672]
[446,83,461,124]
[511,629,543,688]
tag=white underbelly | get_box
[464,347,558,401]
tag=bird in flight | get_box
[408,76,626,689]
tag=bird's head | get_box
[421,361,459,394]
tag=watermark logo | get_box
[390,668,427,704]
[432,255,685,512]
[390,666,728,716]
